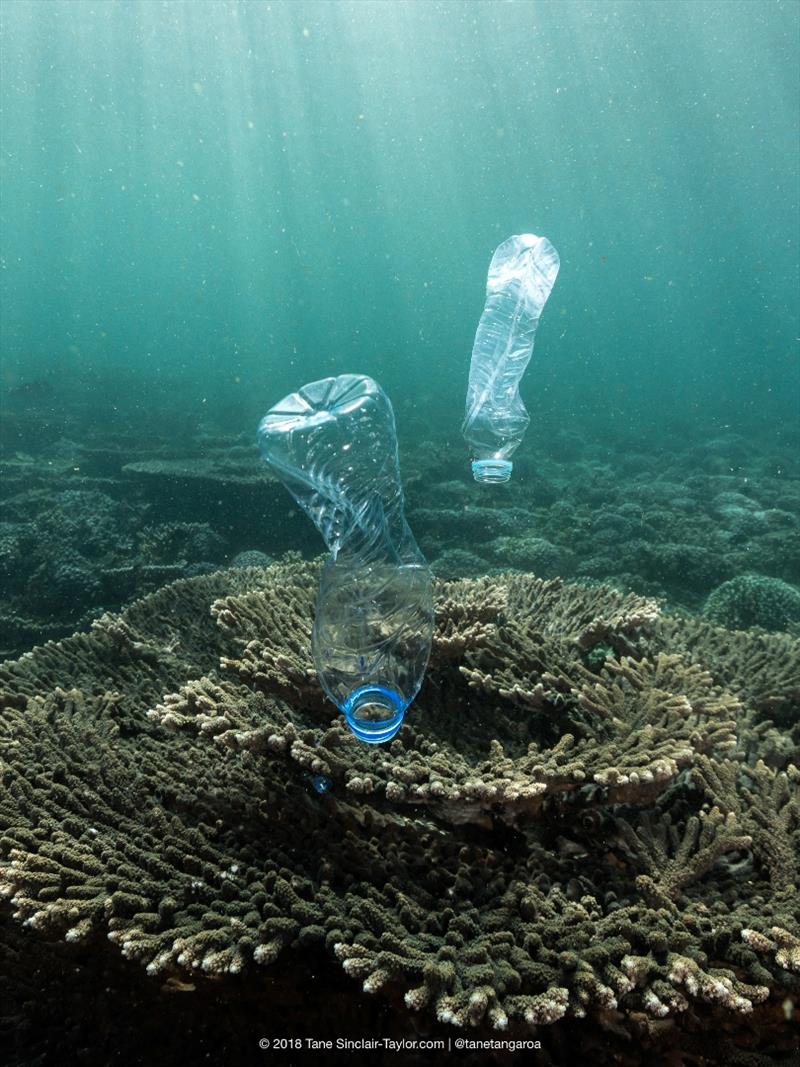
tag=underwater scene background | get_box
[1,1,798,1065]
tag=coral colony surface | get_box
[1,558,798,1063]
[2,422,799,661]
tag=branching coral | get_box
[691,756,800,896]
[653,616,800,721]
[1,560,798,1056]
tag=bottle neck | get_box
[471,458,513,484]
[342,684,406,744]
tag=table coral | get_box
[1,560,798,1057]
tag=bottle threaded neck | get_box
[472,459,513,484]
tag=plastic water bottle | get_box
[462,233,560,483]
[258,374,433,745]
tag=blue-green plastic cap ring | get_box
[342,684,406,745]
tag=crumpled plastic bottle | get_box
[258,374,433,744]
[462,233,560,483]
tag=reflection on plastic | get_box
[258,374,433,744]
[463,233,560,483]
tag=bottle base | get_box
[342,684,406,744]
[472,459,512,484]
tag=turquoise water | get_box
[2,0,798,446]
[2,5,800,1061]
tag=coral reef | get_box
[1,560,797,1061]
[230,549,274,569]
[486,534,574,578]
[3,418,799,660]
[704,574,800,634]
[0,434,301,658]
[430,548,489,579]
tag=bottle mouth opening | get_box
[472,459,512,484]
[342,685,406,745]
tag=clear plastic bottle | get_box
[462,233,560,483]
[258,374,433,745]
